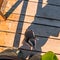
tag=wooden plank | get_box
[17,22,60,39]
[29,0,60,6]
[4,1,60,20]
[0,20,60,39]
[0,31,60,55]
[0,31,15,47]
[4,0,60,10]
[0,20,18,32]
[0,31,15,52]
[24,1,60,20]
[41,38,60,54]
[0,31,21,52]
[8,14,60,28]
[0,31,60,60]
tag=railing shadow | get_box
[13,0,29,47]
[4,0,22,18]
[4,0,29,47]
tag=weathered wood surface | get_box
[24,1,60,20]
[29,0,60,6]
[8,14,60,28]
[0,0,60,59]
[0,31,60,54]
[0,31,15,47]
[0,20,60,39]
[0,0,7,20]
[4,1,60,20]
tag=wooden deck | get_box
[0,0,60,59]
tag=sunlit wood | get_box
[0,0,60,60]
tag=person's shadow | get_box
[20,0,60,58]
